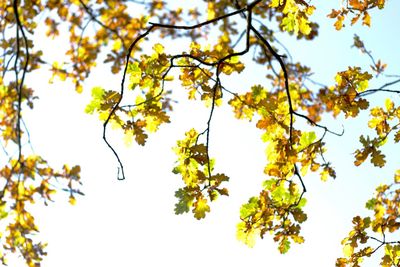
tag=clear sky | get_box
[7,0,400,266]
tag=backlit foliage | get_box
[1,0,399,266]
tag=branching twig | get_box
[105,1,261,180]
[357,78,400,97]
[106,0,339,191]
[78,0,127,50]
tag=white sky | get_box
[6,1,400,266]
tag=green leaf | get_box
[236,222,258,248]
[298,197,307,208]
[271,183,287,204]
[174,188,193,215]
[365,198,376,210]
[282,13,297,33]
[127,62,141,89]
[371,149,386,167]
[262,178,277,190]
[85,86,105,114]
[279,237,291,254]
[239,197,259,218]
[299,131,316,150]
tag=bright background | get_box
[8,1,400,266]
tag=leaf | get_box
[343,244,354,257]
[394,170,400,183]
[236,222,258,248]
[362,12,371,27]
[85,87,105,114]
[292,235,305,244]
[153,43,164,54]
[299,16,311,35]
[327,9,340,19]
[298,197,307,208]
[134,126,148,146]
[305,6,315,16]
[292,209,307,223]
[207,2,216,20]
[384,98,394,111]
[357,80,368,92]
[299,131,316,150]
[269,0,283,8]
[395,131,400,143]
[112,39,122,51]
[69,196,76,205]
[334,15,344,30]
[279,237,291,254]
[193,197,210,219]
[282,13,297,33]
[127,62,141,88]
[216,187,229,196]
[0,202,8,220]
[239,197,259,218]
[174,188,193,214]
[365,198,376,210]
[351,14,360,25]
[371,150,386,167]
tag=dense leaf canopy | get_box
[1,0,399,266]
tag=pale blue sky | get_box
[6,0,400,266]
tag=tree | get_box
[1,0,399,266]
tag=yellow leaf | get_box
[362,12,371,27]
[367,117,380,129]
[123,130,134,146]
[375,205,385,220]
[76,84,83,93]
[269,0,283,8]
[153,43,164,54]
[299,16,311,35]
[193,197,210,219]
[145,116,159,132]
[282,0,297,14]
[358,80,368,92]
[335,73,343,86]
[99,111,109,121]
[334,15,344,30]
[385,98,394,112]
[292,235,305,244]
[17,182,25,196]
[305,6,315,16]
[164,75,174,81]
[394,170,400,183]
[343,244,354,257]
[282,13,297,33]
[236,222,258,248]
[320,169,328,181]
[207,2,216,20]
[113,39,122,51]
[69,196,76,205]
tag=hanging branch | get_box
[12,0,30,164]
[104,0,340,201]
[103,1,260,180]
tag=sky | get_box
[5,0,400,266]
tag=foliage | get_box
[1,0,399,266]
